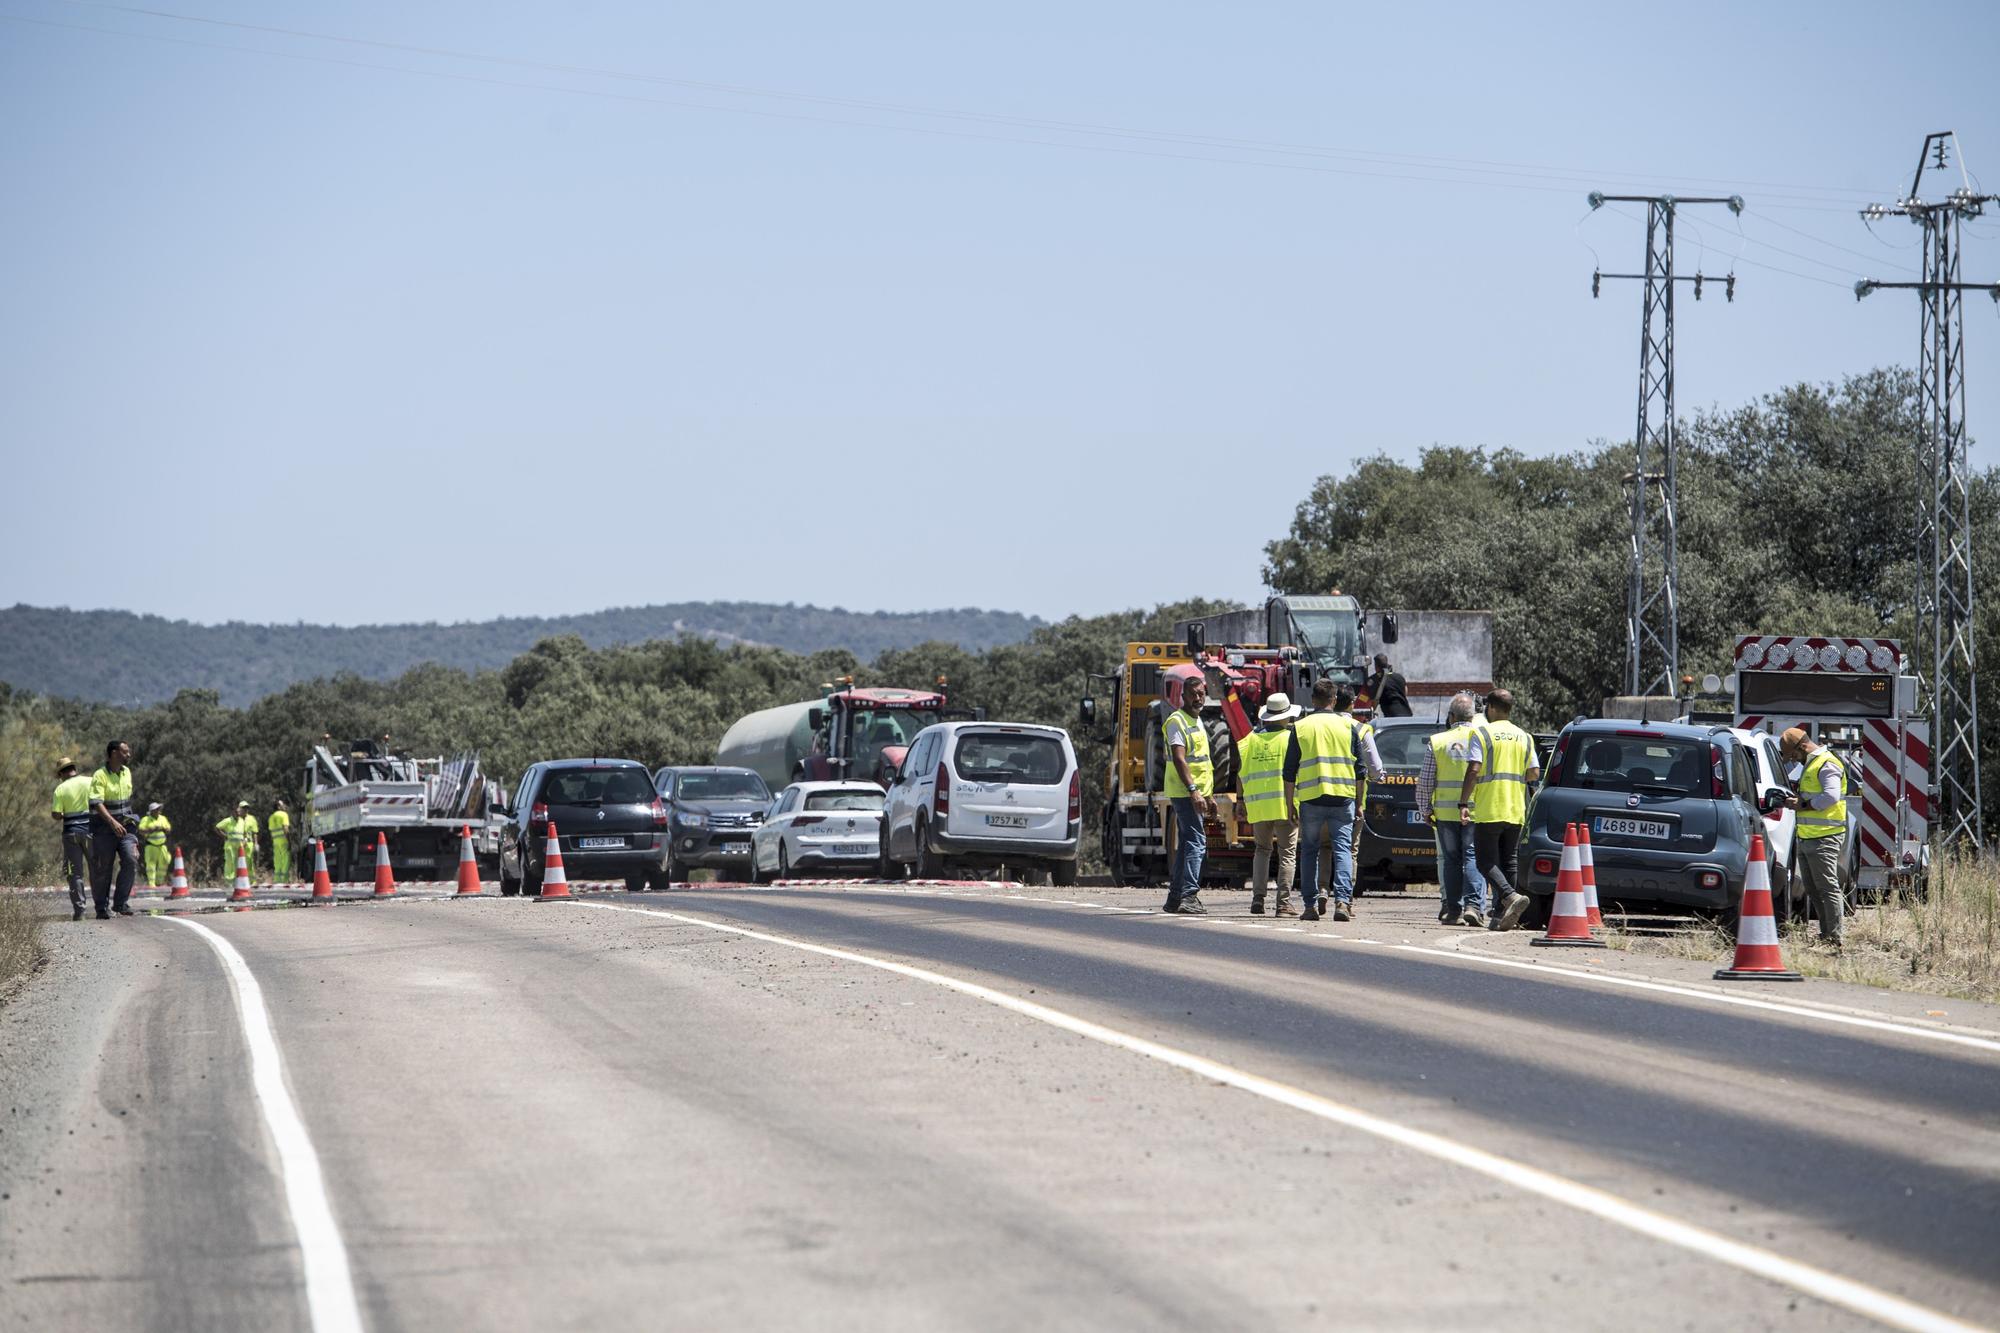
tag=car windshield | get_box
[805,790,884,812]
[677,771,769,801]
[953,733,1067,784]
[1371,725,1434,768]
[1550,734,1707,795]
[1292,610,1361,664]
[543,767,653,805]
[847,707,936,779]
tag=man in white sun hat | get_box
[1238,691,1302,917]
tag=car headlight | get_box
[676,811,707,829]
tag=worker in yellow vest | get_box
[1289,679,1385,922]
[215,801,259,882]
[1162,673,1216,915]
[1239,691,1302,916]
[1467,689,1539,932]
[1780,727,1847,946]
[51,758,95,921]
[1418,693,1487,927]
[268,800,293,882]
[88,740,141,917]
[138,803,173,887]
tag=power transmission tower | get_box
[1858,131,1999,851]
[1588,192,1743,698]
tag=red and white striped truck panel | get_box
[1735,636,1925,875]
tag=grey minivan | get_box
[1520,720,1787,917]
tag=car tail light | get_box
[1533,855,1557,876]
[1699,870,1724,890]
[1067,770,1081,822]
[530,801,549,826]
[793,815,825,827]
[1710,742,1728,799]
[650,797,669,827]
[934,765,951,818]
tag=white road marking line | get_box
[576,900,1978,1333]
[759,884,2000,1057]
[162,916,364,1333]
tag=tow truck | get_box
[302,736,505,882]
[1080,636,1318,886]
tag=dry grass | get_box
[1791,854,2000,1002]
[0,893,45,996]
[1607,854,2000,1002]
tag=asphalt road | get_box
[3,883,1997,1331]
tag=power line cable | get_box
[48,0,1897,207]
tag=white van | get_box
[880,722,1080,884]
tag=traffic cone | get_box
[372,832,397,898]
[168,847,190,900]
[1577,822,1604,927]
[1715,834,1803,981]
[534,820,572,901]
[454,825,482,897]
[1531,823,1604,948]
[309,839,334,903]
[229,850,253,902]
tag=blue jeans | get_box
[1166,796,1207,906]
[1299,799,1355,906]
[1435,818,1485,915]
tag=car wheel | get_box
[498,859,520,897]
[624,873,647,893]
[1052,859,1077,888]
[913,818,943,879]
[778,843,795,881]
[1522,894,1552,931]
[877,835,900,881]
[664,851,683,886]
[523,853,543,898]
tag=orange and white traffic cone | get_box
[454,825,482,897]
[168,847,190,900]
[1577,821,1604,928]
[310,839,335,903]
[229,850,253,902]
[1715,834,1803,981]
[372,831,397,898]
[534,820,572,901]
[1531,823,1604,949]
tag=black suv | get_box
[499,759,668,895]
[654,766,772,881]
[1521,720,1784,915]
[1356,716,1444,892]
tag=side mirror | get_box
[1079,696,1097,725]
[1759,788,1789,815]
[807,707,826,732]
[1382,613,1399,645]
[882,765,900,785]
[1186,622,1206,654]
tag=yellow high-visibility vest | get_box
[1294,712,1359,801]
[1162,706,1214,798]
[1796,749,1847,841]
[1238,729,1291,823]
[1431,725,1474,818]
[138,814,172,846]
[1472,719,1535,825]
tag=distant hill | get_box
[0,602,1045,706]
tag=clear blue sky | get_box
[4,1,1996,626]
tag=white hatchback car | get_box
[750,782,884,881]
[880,721,1080,884]
[1730,727,1799,912]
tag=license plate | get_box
[1405,809,1429,825]
[577,836,626,849]
[721,842,749,855]
[1594,816,1671,840]
[986,814,1029,828]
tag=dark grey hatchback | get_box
[1521,720,1785,916]
[498,759,669,895]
